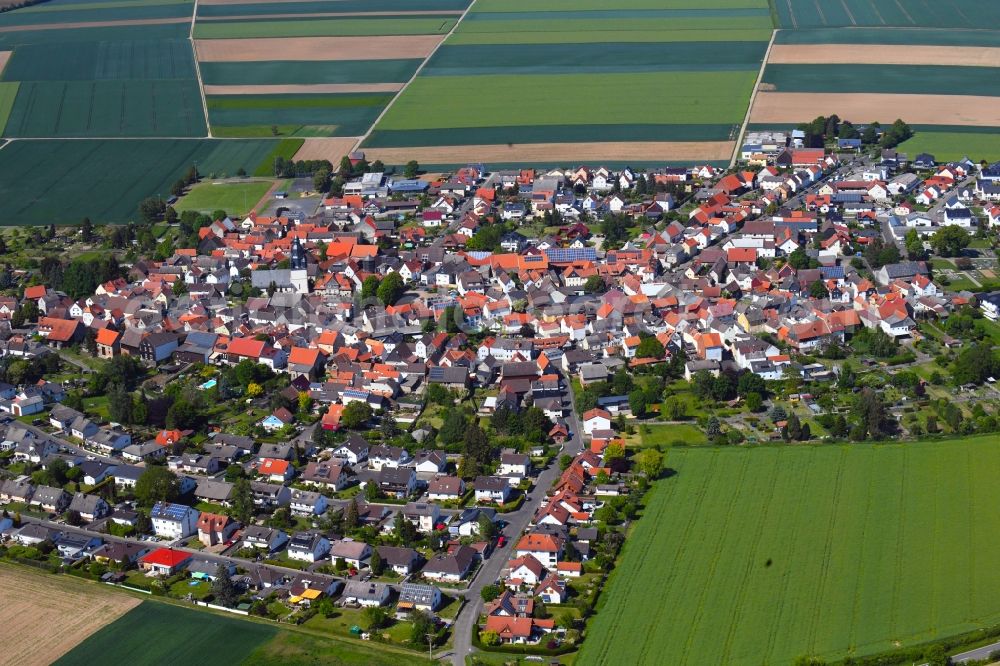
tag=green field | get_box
[55,601,276,665]
[1,39,196,82]
[900,131,1000,162]
[377,71,755,130]
[197,0,468,17]
[3,79,206,137]
[763,64,1000,97]
[207,93,392,136]
[175,179,274,215]
[776,0,1000,28]
[579,437,1000,665]
[774,27,1000,47]
[0,138,285,224]
[0,82,17,134]
[471,0,766,9]
[193,17,456,38]
[243,629,433,666]
[200,59,422,86]
[447,27,773,44]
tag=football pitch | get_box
[579,437,1000,665]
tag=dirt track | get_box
[0,566,140,666]
[750,91,1000,126]
[204,83,403,95]
[195,35,443,61]
[768,44,1000,67]
[0,16,188,33]
[0,51,10,75]
[293,137,359,162]
[363,141,735,164]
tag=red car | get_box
[497,536,506,547]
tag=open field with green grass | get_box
[471,0,767,9]
[175,179,273,215]
[900,130,1000,162]
[638,423,706,447]
[774,27,1000,47]
[55,601,276,665]
[0,138,285,224]
[579,437,1000,665]
[243,628,433,666]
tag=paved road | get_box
[449,380,584,665]
[951,640,1000,663]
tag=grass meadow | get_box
[900,130,1000,162]
[579,437,1000,665]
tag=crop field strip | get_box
[762,64,1000,97]
[200,59,423,86]
[775,0,1000,29]
[192,17,457,38]
[578,437,1000,666]
[364,0,772,164]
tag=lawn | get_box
[637,422,706,447]
[578,436,1000,665]
[899,131,1000,163]
[55,601,276,665]
[175,179,274,216]
[243,629,433,666]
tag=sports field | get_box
[579,437,1000,666]
[174,178,273,215]
[0,564,141,665]
[365,0,771,163]
[0,138,286,224]
[56,600,276,665]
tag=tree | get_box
[404,160,420,179]
[481,584,501,602]
[905,228,926,260]
[930,225,971,258]
[377,271,405,306]
[583,275,605,293]
[80,217,94,242]
[636,335,665,359]
[809,280,829,299]
[628,389,649,418]
[341,401,372,429]
[439,409,467,445]
[788,247,813,270]
[635,448,663,478]
[343,497,359,531]
[705,416,722,438]
[410,610,436,646]
[785,412,802,441]
[362,606,390,631]
[107,384,133,425]
[231,477,255,525]
[480,630,500,647]
[953,342,1000,385]
[361,275,380,302]
[393,511,417,546]
[211,564,237,607]
[745,391,763,412]
[134,466,179,506]
[737,372,766,398]
[558,454,573,471]
[369,547,384,576]
[852,388,893,440]
[138,197,166,224]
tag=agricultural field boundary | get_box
[190,0,211,136]
[351,0,477,152]
[731,27,775,167]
